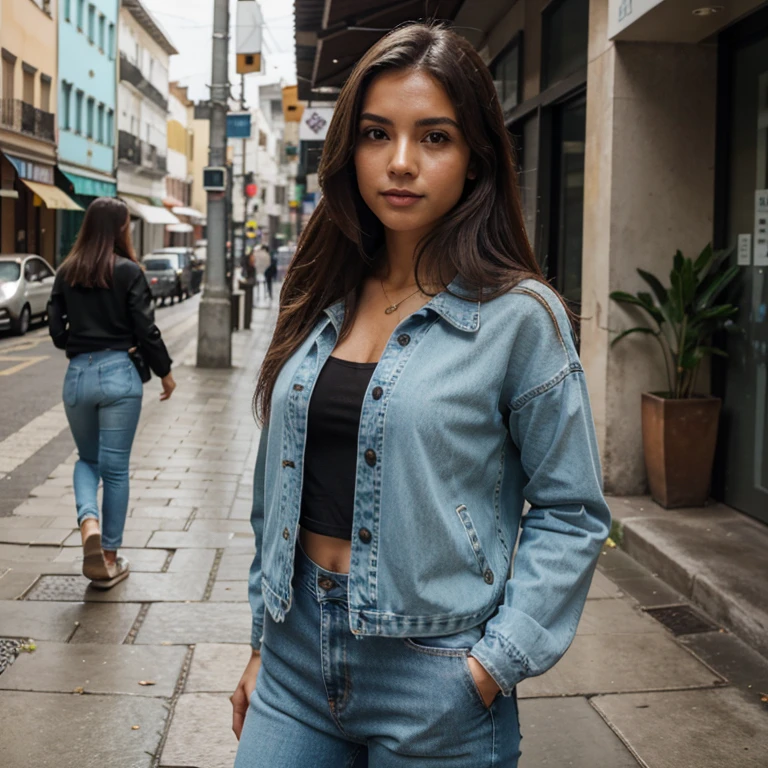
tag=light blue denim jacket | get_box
[248,278,611,696]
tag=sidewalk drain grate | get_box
[24,575,90,601]
[643,604,718,635]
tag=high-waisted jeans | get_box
[235,540,522,767]
[62,350,143,550]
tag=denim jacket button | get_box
[483,569,494,585]
[282,527,290,540]
[372,386,383,400]
[358,527,372,544]
[364,449,377,467]
[293,384,304,392]
[397,333,411,347]
[282,460,295,468]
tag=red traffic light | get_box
[246,183,258,198]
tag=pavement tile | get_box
[130,505,193,519]
[216,553,254,580]
[68,603,142,643]
[0,642,186,697]
[188,518,253,534]
[0,516,57,529]
[209,581,249,602]
[52,547,170,572]
[62,530,151,548]
[160,693,239,768]
[0,528,71,546]
[518,632,722,698]
[194,506,234,520]
[0,600,84,641]
[167,548,217,572]
[609,574,685,608]
[587,570,624,599]
[518,697,639,768]
[592,688,768,768]
[185,643,253,692]
[0,571,39,599]
[135,602,252,645]
[122,516,187,532]
[576,598,666,635]
[0,691,168,768]
[147,531,234,549]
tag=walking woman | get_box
[48,198,176,589]
[231,24,610,767]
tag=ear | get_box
[467,164,477,180]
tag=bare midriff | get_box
[299,526,352,574]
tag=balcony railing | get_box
[0,98,55,142]
[119,53,168,112]
[118,130,167,175]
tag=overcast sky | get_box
[142,0,296,107]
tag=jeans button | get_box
[397,333,411,347]
[372,386,383,400]
[483,569,494,585]
[364,449,376,467]
[358,527,372,544]
[318,577,336,591]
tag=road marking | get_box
[0,355,50,376]
[0,402,70,475]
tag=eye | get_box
[362,127,388,141]
[424,131,449,144]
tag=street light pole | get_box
[197,0,231,369]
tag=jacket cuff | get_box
[470,632,530,697]
[251,620,263,651]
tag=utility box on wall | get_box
[236,0,264,75]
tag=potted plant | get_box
[610,244,739,508]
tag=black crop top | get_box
[300,356,377,540]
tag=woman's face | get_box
[354,69,474,240]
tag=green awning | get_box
[60,170,117,198]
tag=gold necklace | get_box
[380,279,422,315]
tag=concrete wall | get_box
[581,0,717,493]
[58,0,118,175]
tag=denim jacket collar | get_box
[322,276,481,334]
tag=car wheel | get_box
[12,305,31,336]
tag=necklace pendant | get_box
[384,305,397,315]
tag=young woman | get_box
[48,198,176,589]
[231,24,610,767]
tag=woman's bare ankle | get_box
[104,550,117,565]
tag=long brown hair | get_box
[256,23,549,423]
[60,197,138,288]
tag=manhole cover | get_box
[25,575,91,601]
[0,639,32,676]
[643,604,718,635]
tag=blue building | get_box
[56,0,119,261]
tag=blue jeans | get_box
[62,350,143,550]
[235,540,522,767]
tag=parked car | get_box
[142,250,194,305]
[154,246,204,294]
[0,254,56,335]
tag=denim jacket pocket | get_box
[455,505,491,580]
[62,367,82,408]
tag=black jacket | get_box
[48,256,173,378]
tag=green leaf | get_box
[673,250,684,275]
[695,265,740,311]
[693,243,713,274]
[610,327,659,347]
[697,345,729,358]
[637,269,668,306]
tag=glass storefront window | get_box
[542,0,589,89]
[492,39,521,113]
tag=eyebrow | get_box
[359,112,460,130]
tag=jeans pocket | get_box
[63,367,82,407]
[99,361,135,400]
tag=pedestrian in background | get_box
[262,245,277,302]
[48,198,176,589]
[231,24,610,767]
[252,243,271,303]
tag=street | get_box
[0,306,766,767]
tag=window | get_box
[98,15,105,51]
[77,0,84,31]
[22,66,35,105]
[542,0,589,89]
[491,38,521,113]
[86,97,95,138]
[64,0,71,22]
[97,103,104,143]
[88,4,95,44]
[40,75,51,113]
[275,186,286,206]
[108,24,115,60]
[74,90,83,133]
[61,82,72,129]
[106,109,114,146]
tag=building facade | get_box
[56,0,120,262]
[295,0,768,526]
[116,0,178,257]
[0,0,80,266]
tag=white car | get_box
[0,254,56,335]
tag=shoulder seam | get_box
[510,362,583,411]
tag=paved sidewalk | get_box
[0,305,767,767]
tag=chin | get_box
[373,208,438,234]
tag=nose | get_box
[387,137,418,178]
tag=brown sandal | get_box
[82,529,111,581]
[89,556,130,590]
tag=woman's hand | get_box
[467,656,501,709]
[160,373,176,401]
[231,650,262,740]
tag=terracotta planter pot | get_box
[641,392,722,508]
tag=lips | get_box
[381,189,424,207]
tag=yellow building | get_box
[0,0,79,265]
